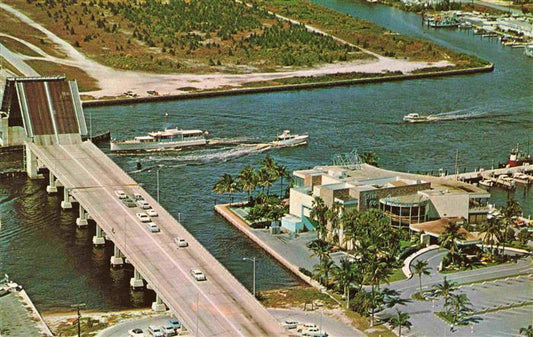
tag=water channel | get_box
[0,0,531,312]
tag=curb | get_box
[402,245,440,279]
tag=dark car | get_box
[122,197,136,208]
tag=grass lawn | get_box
[388,267,408,283]
[25,60,99,92]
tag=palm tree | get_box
[213,173,240,204]
[273,163,289,198]
[388,309,412,337]
[307,239,331,265]
[333,258,355,308]
[412,259,431,293]
[447,293,472,324]
[432,277,457,306]
[359,151,379,167]
[480,219,501,259]
[238,165,257,204]
[312,255,334,287]
[500,198,522,256]
[310,197,329,239]
[256,167,275,195]
[325,201,343,243]
[439,221,466,267]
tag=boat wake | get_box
[429,107,488,121]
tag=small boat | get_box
[272,130,308,147]
[110,128,207,152]
[478,179,493,188]
[403,113,434,123]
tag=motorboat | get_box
[478,179,493,188]
[110,128,207,152]
[403,113,434,123]
[272,130,308,147]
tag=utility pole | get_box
[242,257,256,297]
[70,303,86,337]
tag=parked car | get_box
[281,320,298,329]
[174,237,188,248]
[0,289,9,297]
[137,200,151,209]
[302,327,327,337]
[160,324,177,337]
[128,328,144,337]
[146,222,160,233]
[167,318,181,330]
[136,212,150,222]
[122,197,136,208]
[147,325,164,337]
[146,209,158,217]
[114,190,127,199]
[190,268,207,281]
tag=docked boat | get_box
[478,179,493,188]
[110,128,207,152]
[403,113,434,123]
[272,130,308,147]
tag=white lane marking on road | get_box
[57,144,246,337]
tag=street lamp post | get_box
[156,169,160,203]
[242,257,256,297]
[70,303,86,337]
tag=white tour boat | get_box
[272,130,309,147]
[110,128,207,152]
[403,113,434,123]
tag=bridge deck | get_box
[29,141,287,337]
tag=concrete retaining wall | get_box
[83,64,494,108]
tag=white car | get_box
[146,209,158,217]
[190,268,206,281]
[160,324,177,336]
[146,222,160,233]
[137,200,151,209]
[114,190,127,199]
[174,237,188,248]
[136,212,150,222]
[147,325,164,337]
[281,320,298,329]
[128,328,144,337]
[302,327,328,337]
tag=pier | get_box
[1,77,287,337]
[444,165,533,190]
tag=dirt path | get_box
[0,2,452,99]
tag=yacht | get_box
[403,113,434,123]
[272,130,309,147]
[110,128,207,152]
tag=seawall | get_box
[83,64,494,108]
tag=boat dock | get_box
[444,165,533,190]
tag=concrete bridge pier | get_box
[76,205,88,227]
[46,173,57,194]
[110,245,124,267]
[25,146,43,179]
[151,294,166,312]
[130,269,144,289]
[61,188,72,209]
[92,224,105,246]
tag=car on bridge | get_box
[174,237,188,248]
[137,200,151,209]
[133,193,144,201]
[281,320,298,329]
[190,268,207,281]
[146,222,160,232]
[114,190,127,199]
[122,197,136,208]
[146,209,158,217]
[136,212,150,222]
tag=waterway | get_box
[0,0,532,312]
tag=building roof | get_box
[1,76,87,142]
[410,217,480,242]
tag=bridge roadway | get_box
[28,141,288,337]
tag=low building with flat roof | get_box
[284,164,490,242]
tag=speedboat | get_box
[272,130,308,147]
[110,128,207,152]
[403,113,433,123]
